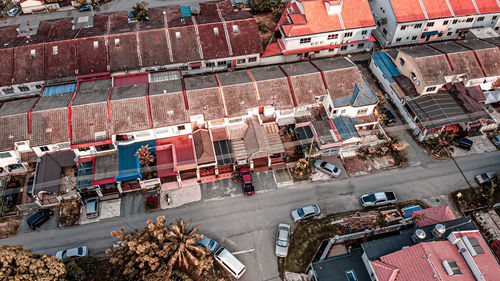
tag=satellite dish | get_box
[36,157,41,163]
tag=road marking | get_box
[231,249,255,255]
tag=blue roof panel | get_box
[372,53,400,83]
[332,116,359,141]
[180,5,192,17]
[44,83,77,96]
[116,140,156,182]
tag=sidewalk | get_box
[160,183,201,209]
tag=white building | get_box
[262,0,377,63]
[369,0,500,47]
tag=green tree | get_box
[131,1,149,22]
[64,258,86,281]
[248,0,279,13]
[378,17,388,25]
[0,245,66,280]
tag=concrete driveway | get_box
[120,191,145,217]
[453,135,497,157]
[17,208,59,234]
[201,170,277,200]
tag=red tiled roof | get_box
[262,42,282,57]
[290,13,307,25]
[475,0,500,13]
[421,0,453,19]
[157,134,196,171]
[371,260,399,281]
[411,205,456,227]
[448,0,478,16]
[390,0,426,22]
[340,0,376,29]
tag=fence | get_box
[317,220,413,261]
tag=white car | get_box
[291,205,321,222]
[475,172,497,185]
[275,223,290,257]
[313,160,341,178]
[56,246,88,259]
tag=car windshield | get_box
[481,174,489,181]
[320,162,327,168]
[77,248,83,255]
[297,208,305,217]
[364,194,376,203]
[333,167,339,173]
[208,240,216,248]
[277,240,288,247]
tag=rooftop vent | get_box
[442,260,462,276]
[411,229,426,242]
[432,224,446,238]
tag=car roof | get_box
[66,247,80,256]
[278,227,289,240]
[302,205,317,214]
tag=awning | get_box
[92,152,118,185]
[422,30,439,36]
[113,73,149,87]
[213,140,234,166]
[44,83,77,96]
[484,90,500,104]
[76,161,95,190]
[116,140,156,182]
[189,62,202,68]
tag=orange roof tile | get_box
[421,0,453,19]
[475,0,500,13]
[371,260,399,281]
[290,13,307,25]
[341,0,376,29]
[448,0,478,16]
[390,0,427,22]
[411,205,456,227]
[262,42,282,57]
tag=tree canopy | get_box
[0,245,66,280]
[131,1,149,22]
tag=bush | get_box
[64,259,86,281]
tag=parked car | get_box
[8,8,20,17]
[313,160,341,178]
[291,205,321,222]
[379,107,396,126]
[79,4,93,12]
[27,209,53,230]
[197,236,219,253]
[360,192,397,207]
[491,135,500,147]
[475,172,497,185]
[239,168,255,196]
[86,197,99,219]
[214,247,246,279]
[56,246,88,259]
[453,137,473,150]
[275,223,290,257]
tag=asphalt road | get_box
[1,150,499,280]
[0,0,210,28]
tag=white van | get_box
[214,247,246,279]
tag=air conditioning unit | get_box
[14,141,31,153]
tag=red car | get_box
[239,168,255,196]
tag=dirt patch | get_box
[343,157,367,175]
[254,12,278,48]
[0,216,20,239]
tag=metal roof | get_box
[213,140,234,165]
[0,98,37,117]
[32,93,73,111]
[429,41,469,54]
[332,116,360,141]
[111,84,147,100]
[72,88,110,105]
[281,61,319,76]
[248,66,286,81]
[312,57,356,72]
[184,75,218,90]
[372,53,401,83]
[312,248,371,281]
[149,80,183,96]
[406,92,470,130]
[78,79,112,92]
[217,70,252,86]
[400,45,442,58]
[44,83,77,97]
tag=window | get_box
[466,18,473,22]
[328,48,335,52]
[314,50,320,54]
[213,27,219,36]
[93,41,98,49]
[412,36,418,40]
[340,45,347,51]
[236,59,245,64]
[382,28,387,35]
[180,65,188,71]
[396,38,402,42]
[427,22,434,27]
[327,34,338,40]
[426,86,436,92]
[477,17,484,22]
[447,31,452,36]
[3,88,14,95]
[217,61,227,66]
[78,147,91,152]
[18,86,30,92]
[410,72,417,80]
[344,32,353,37]
[96,144,114,152]
[177,125,186,131]
[493,16,497,20]
[400,25,406,30]
[114,38,120,47]
[399,58,405,66]
[40,146,49,152]
[357,108,369,115]
[300,37,311,44]
[414,23,422,28]
[30,49,35,58]
[496,27,500,31]
[52,46,58,55]
[468,238,485,254]
[361,30,368,35]
[358,43,365,49]
[345,269,358,281]
[443,261,462,276]
[438,31,443,37]
[0,152,11,159]
[206,62,215,67]
[443,20,449,25]
[248,57,257,62]
[296,53,303,57]
[452,19,458,24]
[232,25,239,33]
[175,32,181,39]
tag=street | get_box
[1,150,499,281]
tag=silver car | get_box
[275,223,290,257]
[291,205,321,222]
[56,246,88,259]
[314,160,341,178]
[475,172,497,185]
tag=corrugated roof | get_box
[32,93,73,112]
[184,75,218,90]
[331,116,359,141]
[149,80,183,96]
[372,53,401,83]
[111,84,147,100]
[217,70,252,86]
[44,83,77,97]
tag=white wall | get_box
[0,150,20,168]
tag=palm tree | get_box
[164,218,207,277]
[424,132,454,158]
[135,144,154,174]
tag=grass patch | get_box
[283,215,343,273]
[0,216,20,239]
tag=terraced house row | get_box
[0,0,261,96]
[0,57,383,201]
